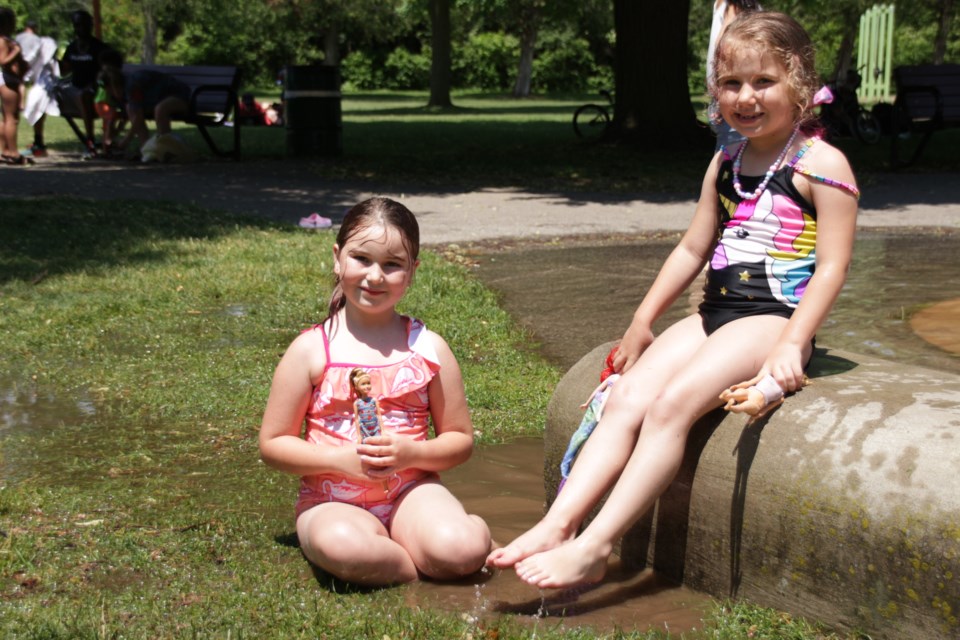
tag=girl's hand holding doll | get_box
[356,433,415,478]
[613,320,655,374]
[760,340,806,392]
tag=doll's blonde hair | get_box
[349,368,371,395]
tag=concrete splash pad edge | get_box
[544,343,960,639]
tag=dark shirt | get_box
[62,37,108,88]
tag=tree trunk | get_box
[512,8,540,98]
[141,4,158,64]
[612,0,704,147]
[832,24,856,83]
[428,0,453,108]
[323,27,340,66]
[933,0,956,64]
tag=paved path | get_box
[5,156,960,243]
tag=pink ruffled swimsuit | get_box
[295,317,441,525]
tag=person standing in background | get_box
[59,10,109,155]
[706,0,762,151]
[17,18,57,157]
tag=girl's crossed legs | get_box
[297,479,490,586]
[492,313,803,588]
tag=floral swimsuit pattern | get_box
[295,317,441,526]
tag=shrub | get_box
[383,46,431,90]
[341,50,383,90]
[532,33,597,93]
[454,31,519,91]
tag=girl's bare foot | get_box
[514,537,610,589]
[485,519,572,568]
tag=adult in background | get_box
[98,49,191,161]
[14,18,38,74]
[706,0,762,151]
[0,6,28,164]
[18,19,57,157]
[59,9,109,155]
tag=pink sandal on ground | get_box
[298,213,333,229]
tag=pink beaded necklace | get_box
[732,126,800,201]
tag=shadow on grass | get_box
[273,530,391,594]
[0,197,276,285]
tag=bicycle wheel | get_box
[573,104,610,141]
[853,107,882,145]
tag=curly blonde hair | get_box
[712,11,821,130]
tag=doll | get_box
[350,368,381,441]
[557,346,620,493]
[719,373,808,418]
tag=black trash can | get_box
[284,65,342,157]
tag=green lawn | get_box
[30,90,959,195]
[0,91,899,638]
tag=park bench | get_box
[890,63,960,167]
[56,63,242,160]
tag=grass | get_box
[5,89,901,637]
[27,89,960,195]
[0,200,869,639]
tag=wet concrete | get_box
[470,229,960,374]
[469,230,960,638]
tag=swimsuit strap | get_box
[319,321,332,363]
[791,137,861,200]
[720,143,740,162]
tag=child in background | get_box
[706,0,762,151]
[488,11,859,589]
[0,7,29,165]
[259,197,491,586]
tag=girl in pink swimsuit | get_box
[259,197,491,586]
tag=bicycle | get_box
[573,89,613,141]
[820,69,882,145]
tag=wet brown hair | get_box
[712,11,821,130]
[324,197,420,322]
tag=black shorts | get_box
[698,300,793,335]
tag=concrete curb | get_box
[545,342,960,639]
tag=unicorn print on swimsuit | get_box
[713,186,816,307]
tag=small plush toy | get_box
[350,368,381,441]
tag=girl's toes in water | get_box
[485,520,571,568]
[514,541,609,589]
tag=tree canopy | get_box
[9,0,959,122]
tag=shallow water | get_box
[3,229,959,635]
[418,439,711,635]
[471,230,960,373]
